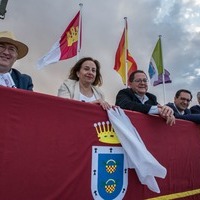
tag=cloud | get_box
[154,0,176,24]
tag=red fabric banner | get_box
[0,86,200,200]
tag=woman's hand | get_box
[92,99,112,110]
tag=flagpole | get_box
[159,35,166,104]
[124,17,128,87]
[77,3,83,61]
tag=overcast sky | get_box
[2,0,200,105]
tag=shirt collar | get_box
[135,93,149,104]
[173,103,185,115]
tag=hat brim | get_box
[0,37,28,59]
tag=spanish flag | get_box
[37,10,82,69]
[113,19,137,85]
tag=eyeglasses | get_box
[180,97,191,102]
[0,44,18,55]
[132,78,148,83]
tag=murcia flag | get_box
[148,37,171,86]
[37,11,81,69]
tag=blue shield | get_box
[91,146,128,200]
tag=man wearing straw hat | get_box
[0,31,33,90]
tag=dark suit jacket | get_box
[115,88,158,114]
[166,102,191,116]
[166,102,200,124]
[11,68,33,91]
[190,105,200,114]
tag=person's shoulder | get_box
[190,105,200,114]
[11,68,23,76]
[62,79,77,86]
[190,105,199,109]
[166,102,174,107]
[118,87,132,94]
[92,84,101,91]
[12,68,32,80]
[116,88,134,98]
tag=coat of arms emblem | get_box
[91,146,128,200]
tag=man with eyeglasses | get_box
[0,31,33,90]
[166,89,200,124]
[115,70,175,126]
[166,89,192,115]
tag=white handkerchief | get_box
[107,107,167,193]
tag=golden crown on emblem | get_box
[94,121,120,144]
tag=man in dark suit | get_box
[166,89,192,115]
[166,89,200,124]
[190,92,200,114]
[0,31,33,90]
[115,70,175,126]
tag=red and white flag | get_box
[37,11,81,69]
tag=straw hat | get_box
[0,31,28,59]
